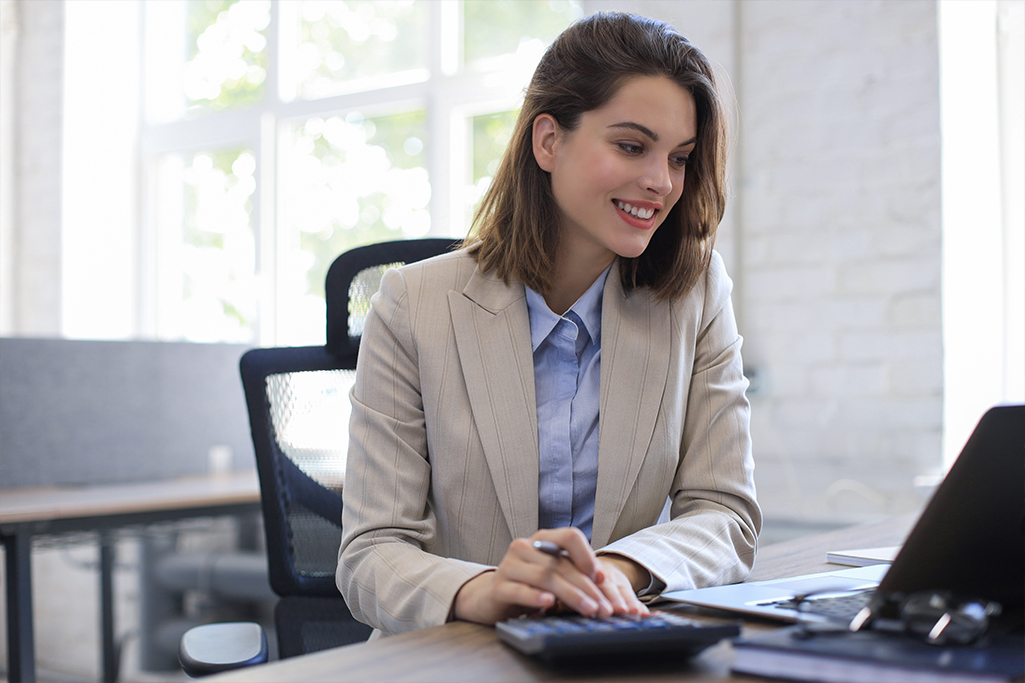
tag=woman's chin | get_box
[613,239,655,260]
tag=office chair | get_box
[179,238,460,677]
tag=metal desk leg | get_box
[99,531,118,683]
[3,531,36,683]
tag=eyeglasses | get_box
[792,589,1002,646]
[892,590,1002,645]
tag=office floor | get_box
[1,643,193,683]
[0,631,195,683]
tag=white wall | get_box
[598,0,945,523]
[2,0,64,335]
[737,0,944,522]
[0,0,16,333]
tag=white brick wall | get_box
[0,0,16,334]
[735,0,943,522]
[605,0,946,524]
[3,0,63,335]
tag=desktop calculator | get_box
[496,611,740,663]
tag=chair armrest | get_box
[178,622,268,677]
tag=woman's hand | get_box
[593,554,651,617]
[452,528,648,625]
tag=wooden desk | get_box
[210,515,916,683]
[0,471,262,683]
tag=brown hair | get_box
[464,12,728,300]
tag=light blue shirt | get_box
[525,268,610,541]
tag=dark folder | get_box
[731,625,1025,683]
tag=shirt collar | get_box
[525,266,611,352]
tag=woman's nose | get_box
[642,159,673,196]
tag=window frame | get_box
[139,0,566,345]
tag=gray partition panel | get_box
[0,337,255,488]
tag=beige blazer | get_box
[338,248,761,636]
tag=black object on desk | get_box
[731,625,1025,683]
[496,612,739,663]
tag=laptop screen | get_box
[877,405,1024,618]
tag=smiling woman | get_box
[530,76,698,313]
[337,11,760,637]
[469,14,728,308]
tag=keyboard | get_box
[496,611,740,663]
[768,590,874,621]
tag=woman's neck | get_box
[544,252,614,316]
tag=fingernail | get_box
[581,597,598,615]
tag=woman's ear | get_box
[532,113,559,172]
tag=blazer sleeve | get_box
[600,252,761,592]
[337,266,491,635]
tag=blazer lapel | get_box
[591,267,672,548]
[448,266,539,540]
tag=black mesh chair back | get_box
[241,238,460,658]
[325,237,463,359]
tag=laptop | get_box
[661,404,1025,625]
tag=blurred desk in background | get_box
[1,471,261,683]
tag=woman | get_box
[337,12,760,636]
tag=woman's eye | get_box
[671,155,691,168]
[618,142,643,155]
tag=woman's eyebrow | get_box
[608,122,697,148]
[609,121,659,140]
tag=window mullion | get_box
[427,0,455,238]
[143,111,263,156]
[259,111,278,346]
[259,0,280,346]
[437,0,461,77]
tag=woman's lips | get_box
[614,200,660,228]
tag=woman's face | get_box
[534,75,697,274]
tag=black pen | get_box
[532,540,569,559]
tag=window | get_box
[938,0,1025,464]
[140,0,583,345]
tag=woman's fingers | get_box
[593,556,650,616]
[532,528,599,580]
[489,572,557,610]
[453,569,551,625]
[454,530,651,625]
[601,577,648,616]
[503,536,611,616]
